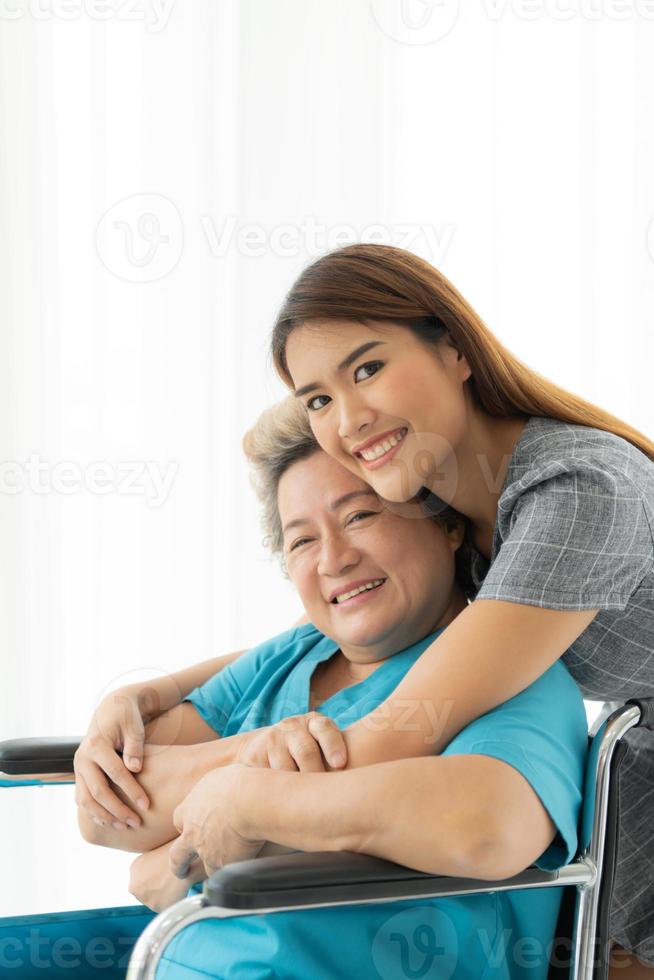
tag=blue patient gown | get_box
[156,623,588,980]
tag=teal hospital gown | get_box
[155,622,588,980]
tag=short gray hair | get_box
[242,396,319,559]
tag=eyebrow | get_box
[281,489,379,535]
[293,341,386,399]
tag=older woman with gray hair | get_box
[77,395,587,979]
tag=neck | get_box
[425,406,528,541]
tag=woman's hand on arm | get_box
[340,599,599,767]
[78,741,211,853]
[77,714,348,852]
[235,713,347,772]
[73,650,245,829]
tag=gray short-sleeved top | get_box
[468,415,654,700]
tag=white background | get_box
[1,0,653,916]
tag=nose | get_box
[337,390,375,443]
[317,531,360,580]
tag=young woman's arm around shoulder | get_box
[340,599,598,768]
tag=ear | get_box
[443,334,472,383]
[443,519,466,552]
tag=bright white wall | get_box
[1,0,652,916]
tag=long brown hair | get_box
[271,243,654,460]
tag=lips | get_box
[328,578,387,604]
[352,427,407,459]
[352,428,408,470]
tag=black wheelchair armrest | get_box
[0,737,82,775]
[626,696,654,729]
[203,850,561,911]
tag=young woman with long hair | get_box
[267,243,654,978]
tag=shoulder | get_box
[444,660,588,765]
[463,660,585,732]
[506,416,653,497]
[498,417,654,537]
[472,419,654,610]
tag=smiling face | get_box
[285,319,473,503]
[278,449,466,663]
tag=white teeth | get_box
[360,429,406,462]
[334,579,385,604]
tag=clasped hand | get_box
[169,764,263,879]
[169,712,349,880]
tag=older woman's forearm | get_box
[79,734,254,852]
[238,754,549,880]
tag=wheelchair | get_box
[1,697,652,980]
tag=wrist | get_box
[230,766,366,855]
[231,765,276,842]
[188,737,239,783]
[182,760,374,858]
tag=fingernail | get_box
[112,821,127,831]
[127,758,141,771]
[126,818,139,829]
[92,817,105,827]
[330,753,345,766]
[136,797,149,811]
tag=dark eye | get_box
[354,361,383,383]
[289,536,313,552]
[306,394,331,412]
[346,510,378,526]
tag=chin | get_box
[336,622,395,651]
[368,476,420,504]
